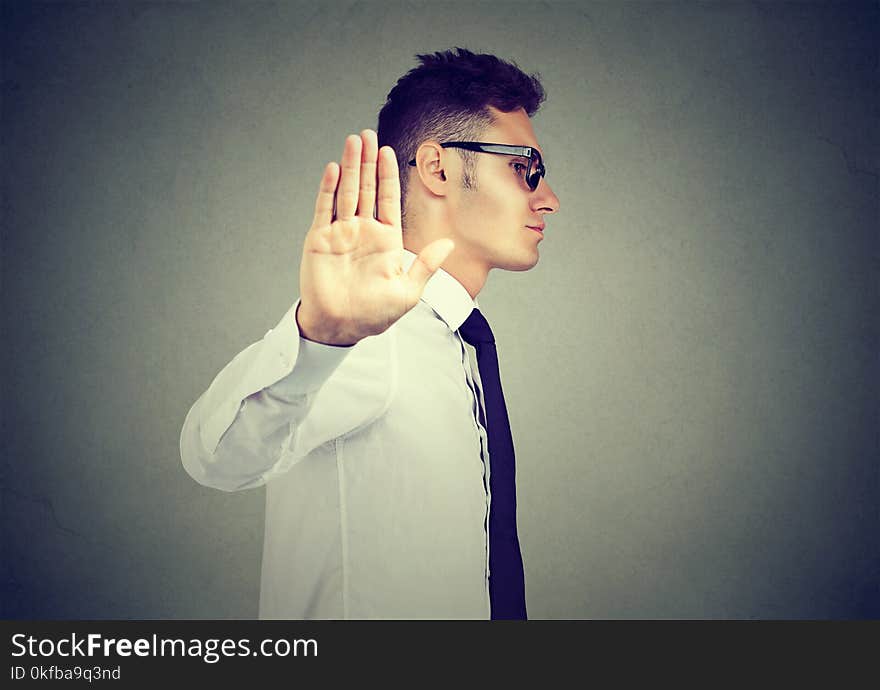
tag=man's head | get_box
[377,48,559,284]
[378,48,550,221]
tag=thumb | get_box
[406,238,455,296]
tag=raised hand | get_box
[297,130,454,346]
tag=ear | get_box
[412,141,452,196]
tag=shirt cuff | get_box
[268,334,353,399]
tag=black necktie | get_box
[459,308,527,620]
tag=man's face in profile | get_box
[447,106,560,273]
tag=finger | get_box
[376,145,401,228]
[356,129,378,217]
[405,238,455,297]
[311,162,340,229]
[337,134,362,220]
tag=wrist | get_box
[295,302,359,347]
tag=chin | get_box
[498,251,540,272]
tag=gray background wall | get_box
[2,0,876,619]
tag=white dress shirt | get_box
[180,250,498,619]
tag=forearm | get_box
[181,384,313,491]
[180,301,351,491]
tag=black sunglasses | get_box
[408,141,546,192]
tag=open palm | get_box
[298,131,453,345]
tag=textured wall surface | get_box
[2,1,877,619]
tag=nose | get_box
[531,177,560,215]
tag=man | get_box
[180,48,560,619]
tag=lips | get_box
[526,225,545,233]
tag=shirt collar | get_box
[402,249,476,331]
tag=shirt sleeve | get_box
[179,300,395,491]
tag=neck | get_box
[404,236,489,300]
